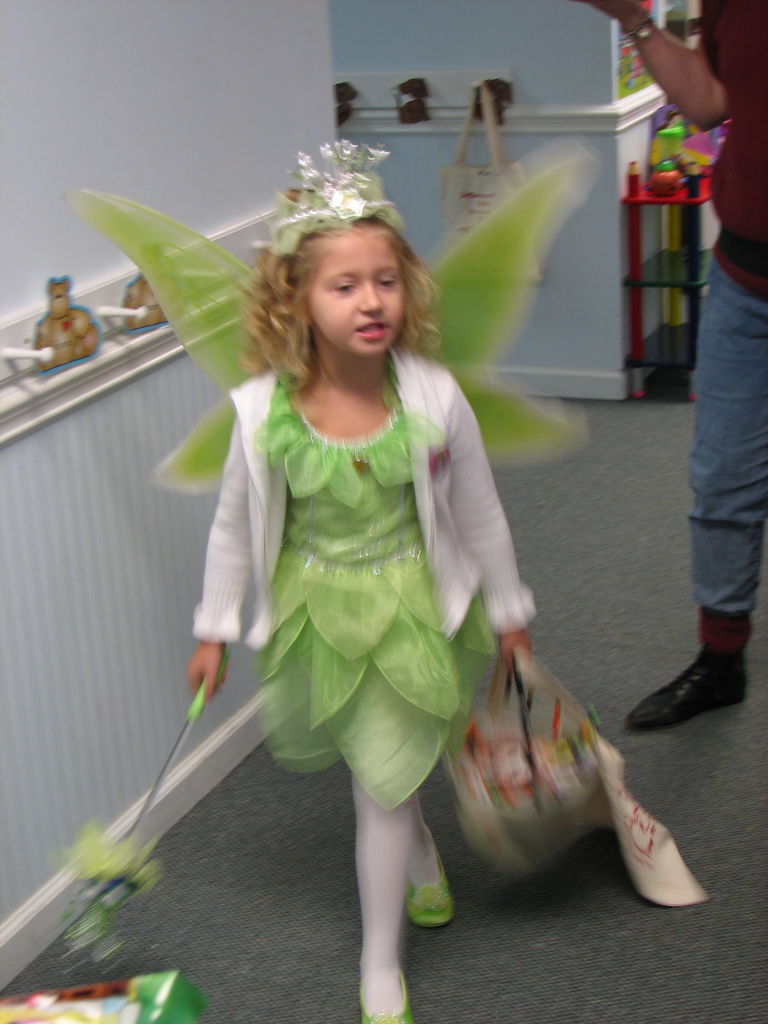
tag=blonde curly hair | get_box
[242,217,439,390]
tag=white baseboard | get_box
[0,692,265,992]
[499,366,628,401]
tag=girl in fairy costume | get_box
[185,143,534,1024]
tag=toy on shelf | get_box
[33,277,102,373]
[684,117,729,170]
[648,119,686,196]
[648,103,726,178]
[622,160,711,398]
[0,971,206,1024]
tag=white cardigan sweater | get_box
[194,350,534,649]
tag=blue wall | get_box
[329,0,640,399]
[331,0,615,106]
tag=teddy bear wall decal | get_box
[33,276,102,373]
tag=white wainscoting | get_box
[0,352,264,989]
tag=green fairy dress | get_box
[256,380,494,810]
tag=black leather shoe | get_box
[625,646,746,730]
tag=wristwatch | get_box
[624,14,655,43]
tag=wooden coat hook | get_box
[335,81,358,127]
[396,77,430,124]
[473,78,513,124]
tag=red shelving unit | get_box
[622,163,712,397]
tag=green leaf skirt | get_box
[259,545,494,810]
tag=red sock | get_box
[699,608,752,654]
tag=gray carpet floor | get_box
[5,395,767,1023]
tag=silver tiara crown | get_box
[271,141,404,255]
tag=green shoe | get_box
[406,855,454,927]
[360,974,414,1024]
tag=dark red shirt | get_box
[702,0,768,294]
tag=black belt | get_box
[718,228,768,279]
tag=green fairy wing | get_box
[71,144,593,485]
[152,397,238,491]
[434,143,595,457]
[456,370,584,460]
[69,190,251,488]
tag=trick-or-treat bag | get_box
[445,652,708,906]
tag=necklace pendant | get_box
[352,456,369,474]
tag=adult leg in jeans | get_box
[626,258,768,730]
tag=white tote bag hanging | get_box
[439,81,526,247]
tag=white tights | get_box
[352,777,441,1015]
